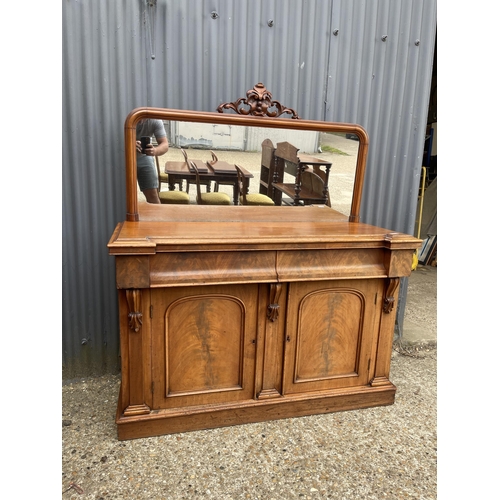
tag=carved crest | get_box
[217,83,299,119]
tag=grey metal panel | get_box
[62,0,148,378]
[325,0,436,231]
[62,0,436,378]
[148,0,334,117]
[323,0,436,333]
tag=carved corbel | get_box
[126,289,143,332]
[383,278,400,314]
[267,284,283,322]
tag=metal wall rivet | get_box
[381,35,388,41]
[333,29,339,36]
[268,20,274,27]
[415,39,420,46]
[211,11,219,20]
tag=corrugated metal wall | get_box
[62,0,437,379]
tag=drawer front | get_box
[277,249,387,282]
[150,251,277,286]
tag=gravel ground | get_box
[61,267,437,499]
[62,348,436,499]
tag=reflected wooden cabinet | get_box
[109,98,420,440]
[272,141,332,206]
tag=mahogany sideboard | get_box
[108,98,421,440]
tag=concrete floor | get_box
[400,265,437,346]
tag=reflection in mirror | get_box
[138,121,359,216]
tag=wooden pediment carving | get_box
[217,83,299,119]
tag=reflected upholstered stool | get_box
[159,190,190,204]
[235,164,274,206]
[190,160,231,205]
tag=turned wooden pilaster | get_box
[267,283,282,322]
[257,284,286,399]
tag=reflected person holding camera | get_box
[135,119,169,203]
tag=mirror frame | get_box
[124,107,369,222]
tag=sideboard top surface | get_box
[108,204,420,255]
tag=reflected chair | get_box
[190,161,231,205]
[155,156,190,204]
[181,149,212,194]
[151,138,183,192]
[211,151,237,193]
[259,139,277,198]
[235,164,274,206]
[157,162,171,191]
[301,168,331,207]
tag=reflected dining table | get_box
[164,159,253,205]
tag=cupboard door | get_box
[283,279,383,394]
[151,284,258,410]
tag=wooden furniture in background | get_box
[109,85,420,440]
[259,138,277,198]
[272,141,332,206]
[181,148,212,194]
[155,157,189,205]
[165,156,253,206]
[235,164,274,206]
[189,160,231,205]
[301,168,332,207]
[210,151,238,193]
[156,156,170,190]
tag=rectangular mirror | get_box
[124,107,368,223]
